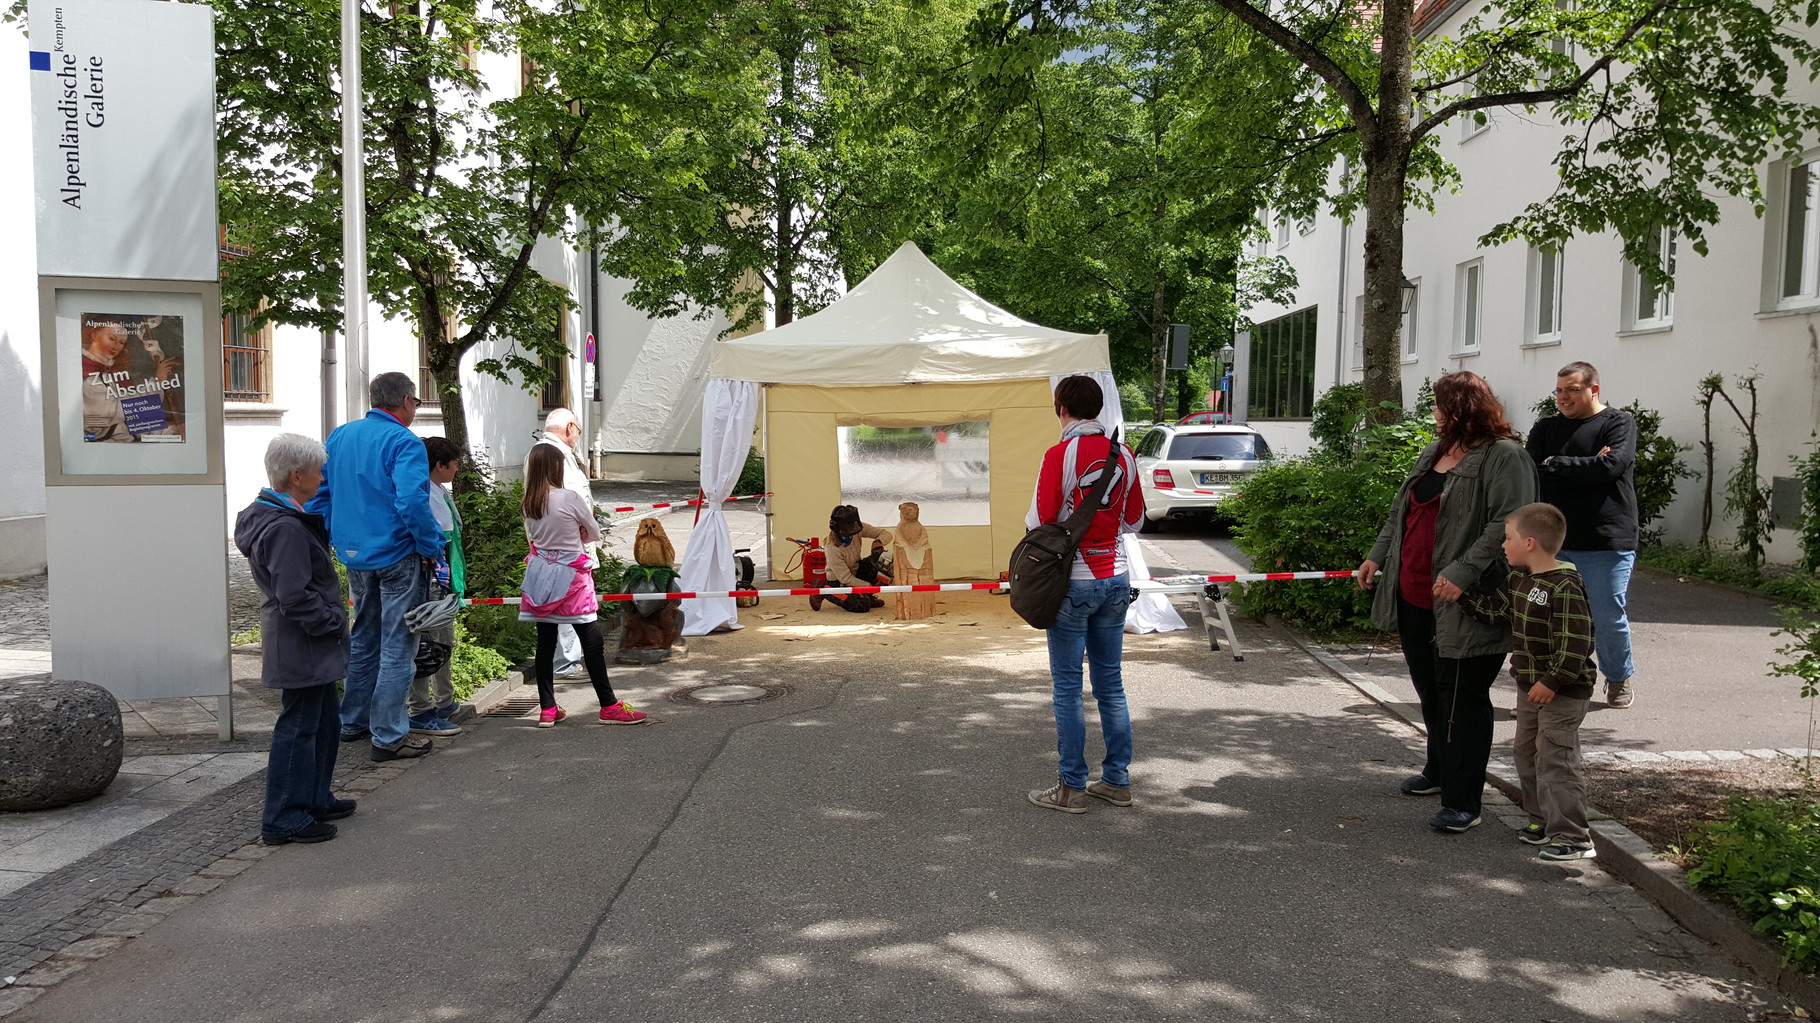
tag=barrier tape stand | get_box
[465,570,1359,665]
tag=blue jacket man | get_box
[307,372,444,761]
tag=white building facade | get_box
[1239,3,1820,564]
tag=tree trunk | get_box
[1360,0,1415,424]
[1358,152,1410,422]
[773,48,798,328]
[1149,267,1167,423]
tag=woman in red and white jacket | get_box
[1025,375,1146,814]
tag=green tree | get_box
[208,0,731,470]
[993,0,1820,422]
[926,0,1303,416]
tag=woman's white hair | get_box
[265,432,327,490]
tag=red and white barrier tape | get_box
[458,570,1357,606]
[600,492,769,515]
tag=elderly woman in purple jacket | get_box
[234,434,356,845]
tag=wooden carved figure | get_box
[618,517,687,663]
[893,501,936,620]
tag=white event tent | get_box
[679,241,1184,636]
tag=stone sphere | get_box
[0,680,124,811]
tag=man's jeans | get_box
[1046,574,1133,791]
[264,683,340,840]
[1561,549,1635,683]
[344,556,424,750]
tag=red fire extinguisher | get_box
[785,536,826,589]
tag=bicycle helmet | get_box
[412,637,452,679]
[404,589,462,634]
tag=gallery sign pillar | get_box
[28,0,232,737]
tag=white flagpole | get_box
[341,0,369,423]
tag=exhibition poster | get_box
[78,311,186,443]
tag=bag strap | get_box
[1058,428,1122,547]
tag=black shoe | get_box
[339,729,370,744]
[809,594,823,611]
[1429,808,1481,832]
[841,596,872,614]
[316,798,357,821]
[1517,823,1549,845]
[371,736,433,761]
[264,821,337,845]
[1400,773,1442,796]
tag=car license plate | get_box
[1199,472,1238,486]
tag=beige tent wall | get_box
[766,378,1057,580]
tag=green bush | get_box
[1684,794,1820,973]
[1223,413,1435,634]
[1308,382,1367,455]
[736,447,766,497]
[848,425,935,457]
[453,470,627,664]
[450,621,512,700]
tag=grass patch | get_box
[1640,542,1820,607]
[1680,782,1820,974]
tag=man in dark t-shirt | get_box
[1526,361,1639,709]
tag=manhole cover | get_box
[668,682,791,707]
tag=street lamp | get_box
[1218,342,1236,421]
[1400,276,1419,315]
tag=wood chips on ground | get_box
[1586,755,1815,857]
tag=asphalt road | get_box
[13,589,1789,1023]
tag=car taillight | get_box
[1154,469,1175,490]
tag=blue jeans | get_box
[1045,575,1133,790]
[264,683,341,839]
[1561,549,1635,683]
[343,556,424,750]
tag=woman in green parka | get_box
[1358,371,1537,834]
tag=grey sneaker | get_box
[1606,678,1634,708]
[1085,780,1132,806]
[1517,823,1548,845]
[1538,842,1596,861]
[1027,781,1088,814]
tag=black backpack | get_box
[1008,429,1121,630]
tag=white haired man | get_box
[524,408,597,677]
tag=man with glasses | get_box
[310,371,446,759]
[1526,362,1640,708]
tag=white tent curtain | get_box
[679,378,759,635]
[1048,373,1188,635]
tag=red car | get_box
[1177,411,1233,425]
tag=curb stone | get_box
[1272,615,1819,1013]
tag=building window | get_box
[1460,108,1491,142]
[1527,245,1564,344]
[1779,159,1820,306]
[1623,226,1676,330]
[1401,277,1420,361]
[1249,307,1317,419]
[222,311,271,402]
[1454,259,1483,353]
[540,313,570,411]
[1275,214,1291,250]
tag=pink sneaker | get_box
[537,706,567,728]
[599,701,650,726]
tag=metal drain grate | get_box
[488,693,541,716]
[667,682,791,707]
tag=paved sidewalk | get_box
[2,589,1803,1021]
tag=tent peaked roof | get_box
[709,242,1109,385]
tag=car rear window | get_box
[1168,433,1269,461]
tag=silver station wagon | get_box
[1132,424,1271,530]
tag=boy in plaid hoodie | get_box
[1451,502,1599,861]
